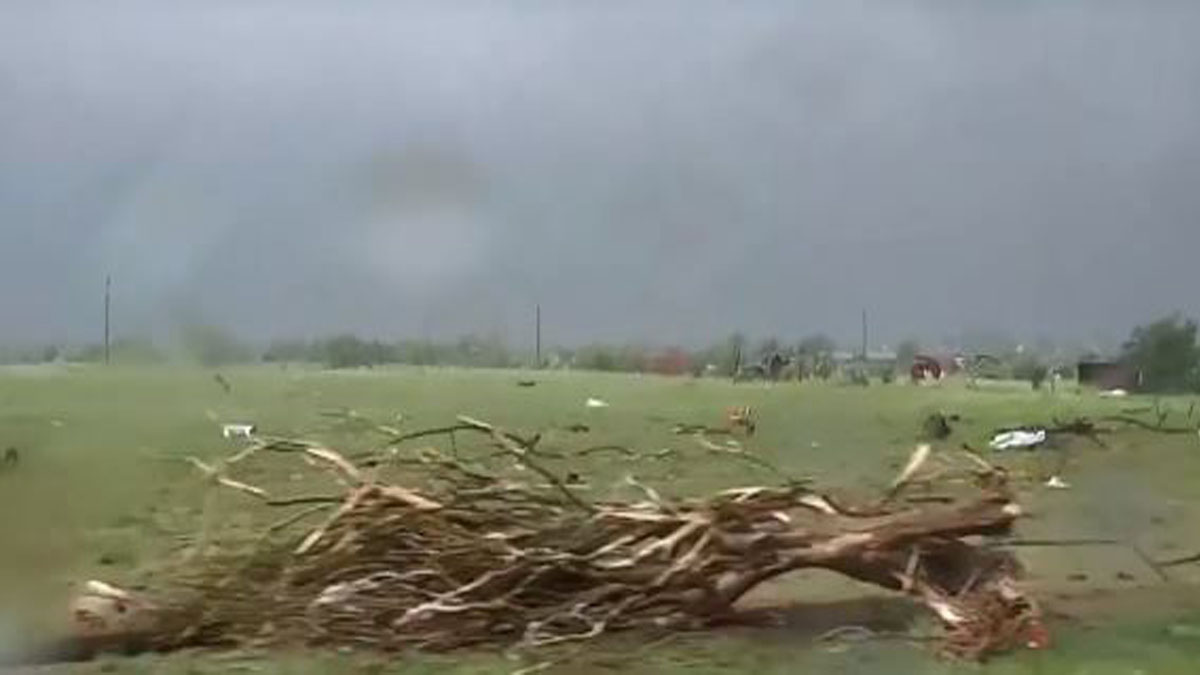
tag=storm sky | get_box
[1,1,1198,350]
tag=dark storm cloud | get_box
[1,1,1198,348]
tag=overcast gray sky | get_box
[1,1,1198,350]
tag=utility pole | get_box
[104,275,112,364]
[860,307,868,361]
[534,304,542,368]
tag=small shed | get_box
[1077,360,1141,391]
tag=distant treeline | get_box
[0,327,1062,380]
[7,313,1199,392]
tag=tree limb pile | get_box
[122,419,1042,661]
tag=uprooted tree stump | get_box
[68,417,1045,663]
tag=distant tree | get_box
[452,333,513,368]
[796,334,836,358]
[796,334,836,380]
[895,339,920,369]
[178,324,254,367]
[263,339,313,363]
[755,337,782,360]
[1121,313,1200,392]
[574,345,617,372]
[729,332,747,374]
[648,347,691,376]
[40,344,60,363]
[572,343,648,373]
[614,344,649,373]
[75,344,105,362]
[1029,365,1048,390]
[395,339,437,366]
[320,334,383,369]
[846,366,870,387]
[1013,356,1049,390]
[76,338,165,364]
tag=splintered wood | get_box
[147,419,1043,661]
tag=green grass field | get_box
[2,365,1200,673]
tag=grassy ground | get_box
[2,364,1199,673]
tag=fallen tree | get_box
[61,417,1045,664]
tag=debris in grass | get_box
[585,397,610,409]
[726,406,756,436]
[989,429,1047,451]
[221,424,257,440]
[213,373,233,394]
[922,412,959,440]
[1166,623,1200,639]
[1044,476,1071,490]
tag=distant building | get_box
[832,349,898,364]
[1077,360,1142,390]
[910,353,964,376]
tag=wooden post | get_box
[104,275,112,365]
[535,304,542,369]
[861,308,868,361]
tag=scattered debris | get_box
[1044,476,1070,490]
[1,447,18,469]
[221,424,257,440]
[561,423,590,433]
[1167,623,1200,639]
[671,423,730,435]
[1099,388,1129,398]
[516,380,537,388]
[885,444,932,500]
[585,397,610,409]
[989,429,1047,451]
[922,412,960,440]
[213,373,233,394]
[726,405,756,435]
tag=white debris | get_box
[989,429,1047,450]
[84,580,131,600]
[585,397,610,409]
[221,423,257,439]
[1044,475,1071,489]
[1099,388,1129,398]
